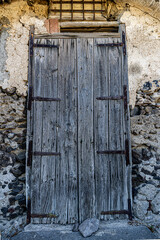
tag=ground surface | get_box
[9,220,159,240]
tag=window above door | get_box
[49,0,107,21]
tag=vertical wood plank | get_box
[31,42,44,224]
[77,38,95,222]
[93,38,110,220]
[108,38,127,218]
[120,24,132,210]
[40,39,59,224]
[55,38,78,224]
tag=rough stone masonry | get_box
[0,0,160,238]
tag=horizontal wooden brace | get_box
[96,96,124,100]
[33,44,59,48]
[97,42,123,47]
[31,214,58,218]
[101,210,129,215]
[60,21,119,29]
[33,152,61,156]
[97,150,126,155]
[32,97,61,102]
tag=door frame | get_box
[26,23,132,224]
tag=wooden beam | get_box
[60,21,119,28]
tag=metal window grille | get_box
[49,0,107,21]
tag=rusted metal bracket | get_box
[28,92,61,110]
[101,199,132,220]
[27,140,33,167]
[27,86,33,111]
[122,31,126,56]
[32,97,61,102]
[33,44,59,48]
[128,199,132,220]
[101,210,129,215]
[96,96,124,100]
[27,198,31,224]
[97,42,123,47]
[125,139,130,166]
[29,27,34,57]
[123,85,128,112]
[97,150,126,155]
[33,152,61,156]
[31,214,58,218]
[97,141,130,166]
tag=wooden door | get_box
[27,30,132,224]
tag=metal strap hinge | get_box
[27,198,31,224]
[32,97,61,102]
[101,199,132,220]
[27,140,33,167]
[33,152,61,156]
[97,42,123,47]
[97,150,126,155]
[122,31,126,56]
[33,44,59,49]
[125,139,130,166]
[31,214,58,218]
[123,85,128,112]
[27,86,33,111]
[29,29,34,57]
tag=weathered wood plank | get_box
[34,32,121,39]
[39,39,59,224]
[108,37,127,218]
[77,38,95,222]
[93,38,110,220]
[60,21,119,28]
[55,38,78,224]
[119,24,132,210]
[31,43,44,224]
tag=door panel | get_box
[77,38,95,222]
[28,35,131,224]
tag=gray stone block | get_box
[79,218,99,237]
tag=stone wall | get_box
[131,80,160,228]
[0,87,27,238]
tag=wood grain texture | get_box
[55,38,78,224]
[94,38,110,220]
[29,32,131,224]
[77,38,95,222]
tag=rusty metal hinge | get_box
[33,152,61,156]
[97,150,126,155]
[101,199,132,220]
[97,42,124,47]
[123,85,127,112]
[32,97,61,102]
[27,198,31,224]
[27,86,33,111]
[31,214,58,218]
[33,44,59,48]
[29,28,34,57]
[27,140,33,167]
[122,31,126,56]
[96,96,124,100]
[128,199,132,220]
[125,139,130,166]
